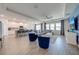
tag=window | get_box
[46,24,50,30]
[56,23,61,30]
[50,24,54,30]
[36,24,41,30]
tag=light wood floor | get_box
[0,35,79,55]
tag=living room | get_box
[0,3,79,55]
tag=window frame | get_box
[56,22,61,31]
[36,24,41,31]
[46,24,50,30]
[50,23,55,30]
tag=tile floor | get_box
[0,35,79,55]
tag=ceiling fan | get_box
[41,15,53,19]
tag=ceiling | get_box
[0,3,78,23]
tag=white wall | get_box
[8,21,35,35]
[8,21,19,35]
[24,22,34,30]
[64,19,77,45]
[0,17,35,36]
[0,18,8,37]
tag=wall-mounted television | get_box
[68,16,75,31]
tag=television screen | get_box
[68,17,75,30]
[69,17,74,24]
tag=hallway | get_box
[0,35,79,55]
